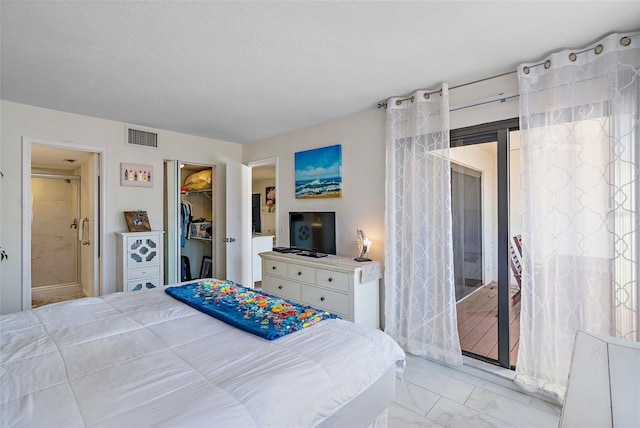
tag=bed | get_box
[0,281,405,427]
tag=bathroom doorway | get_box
[23,138,106,310]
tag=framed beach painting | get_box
[294,144,342,199]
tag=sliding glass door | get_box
[451,119,520,368]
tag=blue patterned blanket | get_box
[165,279,338,340]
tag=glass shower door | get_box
[31,175,80,288]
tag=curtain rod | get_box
[377,69,516,109]
[379,32,639,109]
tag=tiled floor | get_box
[388,354,562,428]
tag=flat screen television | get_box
[251,194,261,234]
[289,211,336,257]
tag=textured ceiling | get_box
[2,1,639,144]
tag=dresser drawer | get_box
[287,264,315,284]
[302,286,349,316]
[316,269,349,292]
[263,259,288,278]
[262,275,301,301]
[127,265,161,280]
[126,278,161,292]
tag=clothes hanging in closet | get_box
[180,197,193,247]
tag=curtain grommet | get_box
[523,66,530,75]
[423,93,430,100]
[544,60,551,69]
[620,36,631,47]
[568,52,577,62]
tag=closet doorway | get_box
[164,161,216,285]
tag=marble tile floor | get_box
[389,354,562,428]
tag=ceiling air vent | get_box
[126,126,158,149]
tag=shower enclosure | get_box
[31,174,85,306]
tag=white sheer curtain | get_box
[516,32,640,402]
[384,86,462,366]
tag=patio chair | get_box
[508,234,522,305]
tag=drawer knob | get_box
[272,266,276,270]
[320,297,325,302]
[278,285,283,289]
[297,271,302,276]
[328,277,333,282]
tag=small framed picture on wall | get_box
[121,163,153,187]
[265,186,276,212]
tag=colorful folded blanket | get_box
[165,279,338,340]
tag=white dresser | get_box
[116,231,164,292]
[252,235,274,283]
[260,252,381,328]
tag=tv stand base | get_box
[298,251,328,258]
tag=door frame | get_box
[164,160,216,284]
[450,118,519,368]
[22,136,107,310]
[247,157,279,246]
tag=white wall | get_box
[242,74,519,326]
[0,101,242,314]
[450,145,498,285]
[244,74,519,261]
[243,107,387,261]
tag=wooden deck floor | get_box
[456,282,520,366]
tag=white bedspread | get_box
[0,287,405,427]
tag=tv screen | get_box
[289,211,336,256]
[251,194,261,234]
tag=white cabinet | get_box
[252,235,274,283]
[116,231,164,292]
[260,252,381,328]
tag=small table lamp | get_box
[355,230,372,262]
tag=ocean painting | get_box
[295,144,342,198]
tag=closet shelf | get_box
[190,237,212,242]
[181,189,212,200]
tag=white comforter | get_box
[0,287,405,427]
